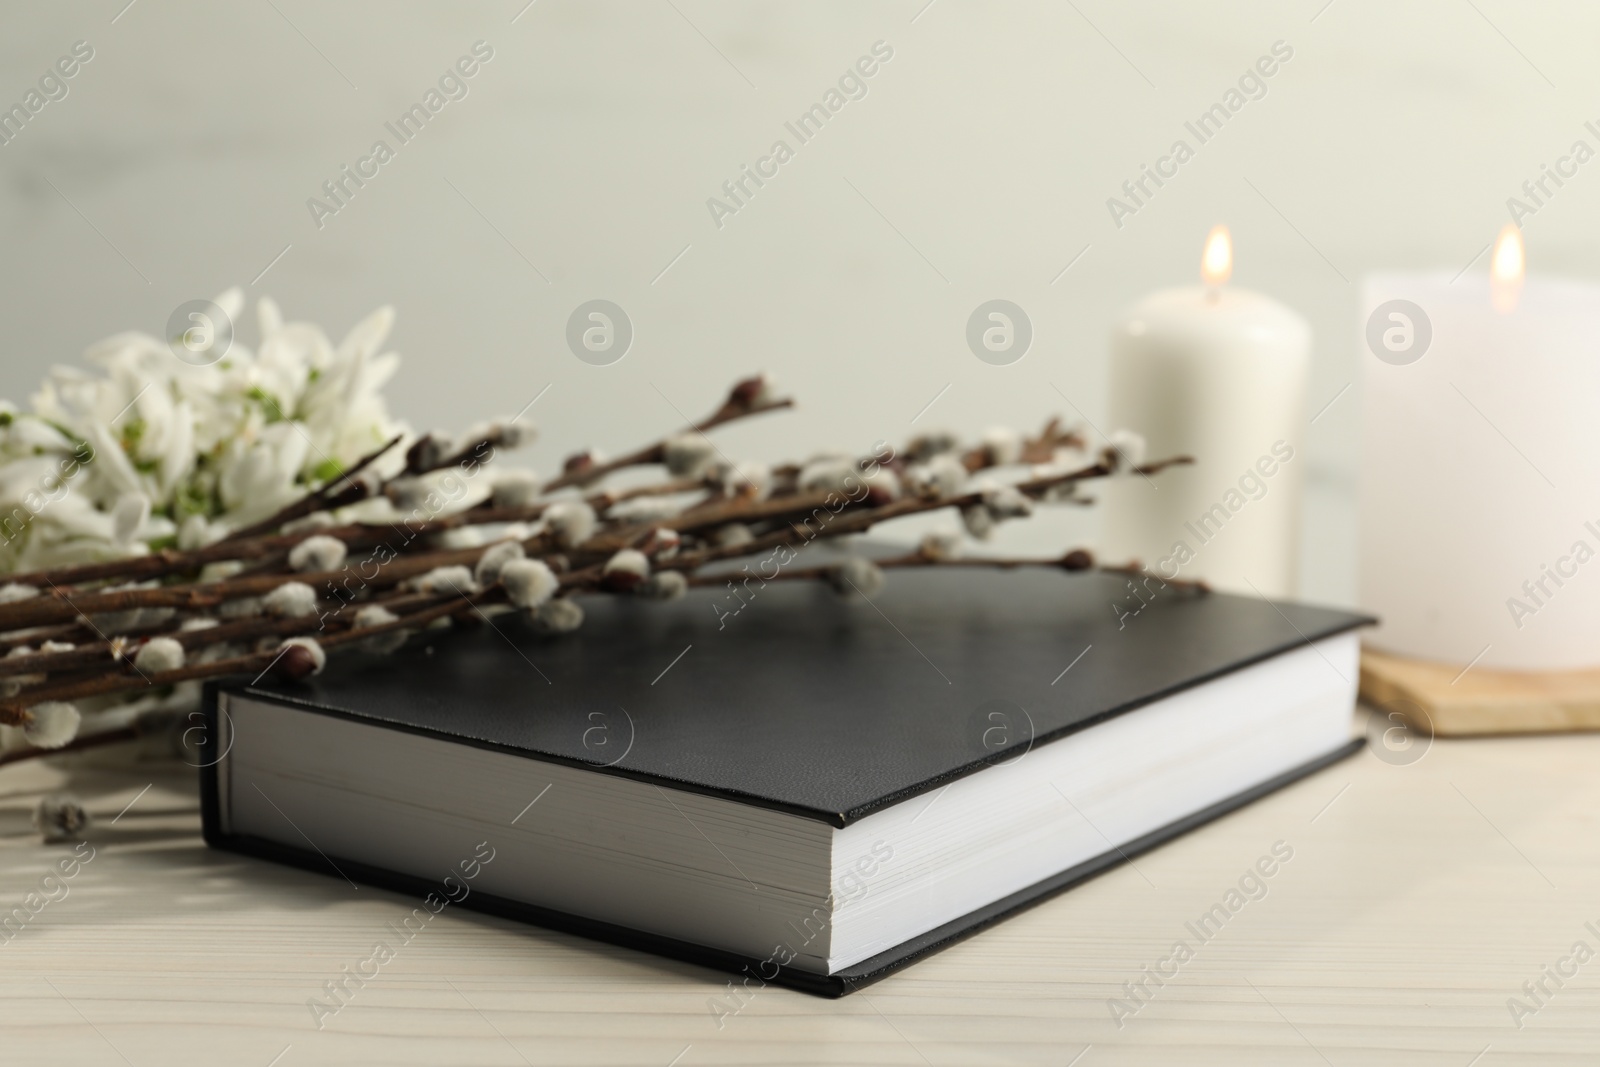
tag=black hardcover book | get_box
[200,566,1370,997]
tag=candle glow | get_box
[1491,224,1525,314]
[1201,225,1233,288]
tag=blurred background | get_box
[4,0,1596,608]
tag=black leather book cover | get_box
[200,566,1370,994]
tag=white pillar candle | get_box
[1360,228,1600,670]
[1102,227,1311,598]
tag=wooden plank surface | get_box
[1362,647,1600,736]
[2,711,1597,1065]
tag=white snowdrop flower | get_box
[982,485,1033,520]
[1106,429,1147,471]
[219,596,263,619]
[717,460,771,500]
[200,560,246,583]
[277,636,327,677]
[177,514,225,551]
[639,570,688,601]
[906,454,969,499]
[475,540,526,586]
[918,530,964,561]
[962,503,995,541]
[608,496,684,524]
[180,617,220,631]
[905,430,960,461]
[800,456,857,494]
[663,433,718,478]
[34,792,89,843]
[354,604,408,654]
[532,598,584,634]
[281,511,337,535]
[288,534,348,573]
[828,557,886,598]
[544,501,597,549]
[408,566,476,596]
[134,636,185,673]
[262,581,319,617]
[111,491,152,544]
[715,523,754,547]
[981,427,1023,467]
[490,469,541,509]
[23,701,80,749]
[602,549,651,589]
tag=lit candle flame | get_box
[1491,223,1524,314]
[1201,225,1232,288]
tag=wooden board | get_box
[1361,646,1600,735]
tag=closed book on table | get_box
[200,565,1369,996]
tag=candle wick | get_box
[1204,286,1221,304]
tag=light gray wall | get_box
[3,1,1596,605]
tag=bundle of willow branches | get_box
[0,373,1192,764]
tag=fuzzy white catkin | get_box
[496,420,535,449]
[603,549,650,579]
[981,426,1023,467]
[907,454,968,499]
[474,540,526,586]
[0,582,39,603]
[1108,429,1147,470]
[533,598,584,634]
[501,558,559,609]
[919,530,963,561]
[409,566,476,596]
[543,501,597,549]
[799,457,857,494]
[715,523,754,547]
[279,636,327,674]
[491,470,541,509]
[24,701,81,749]
[263,582,319,617]
[639,571,688,600]
[34,792,89,843]
[608,497,684,524]
[288,534,348,573]
[962,504,995,541]
[719,461,771,499]
[862,468,902,501]
[133,636,185,673]
[829,557,886,598]
[662,433,718,478]
[354,605,408,654]
[982,485,1033,519]
[906,430,961,461]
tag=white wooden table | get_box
[2,711,1595,1066]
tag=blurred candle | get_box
[1361,227,1600,670]
[1102,227,1311,598]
